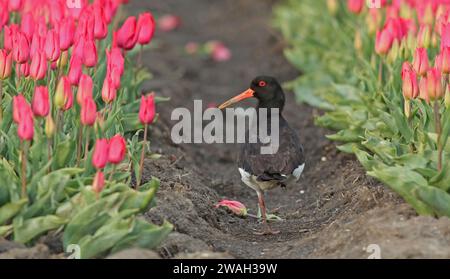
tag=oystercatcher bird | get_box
[218,76,305,235]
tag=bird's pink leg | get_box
[254,191,280,235]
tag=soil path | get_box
[129,0,450,259]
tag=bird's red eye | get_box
[258,81,267,87]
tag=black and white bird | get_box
[218,76,305,235]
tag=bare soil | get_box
[131,0,450,259]
[2,0,450,259]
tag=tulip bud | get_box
[55,76,73,110]
[215,200,247,217]
[18,112,34,141]
[441,47,450,74]
[347,0,363,14]
[13,32,30,64]
[93,171,105,194]
[0,50,12,80]
[93,7,108,40]
[58,50,69,69]
[417,25,431,49]
[108,134,127,164]
[44,29,61,62]
[92,139,109,169]
[45,115,56,138]
[402,62,419,100]
[137,12,155,45]
[387,39,399,64]
[427,68,443,101]
[116,16,138,50]
[139,94,156,125]
[77,74,93,105]
[68,55,83,85]
[32,86,50,117]
[375,28,394,56]
[30,52,47,80]
[80,97,97,126]
[83,39,98,68]
[419,77,430,103]
[413,48,429,76]
[101,75,117,104]
[327,0,338,16]
[59,18,75,51]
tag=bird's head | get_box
[218,76,285,111]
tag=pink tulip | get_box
[20,12,35,40]
[3,25,18,52]
[419,77,429,103]
[413,48,429,76]
[441,47,450,74]
[32,86,50,117]
[401,62,419,100]
[108,134,127,164]
[81,97,97,126]
[139,94,156,125]
[13,32,30,64]
[77,74,93,105]
[18,111,34,141]
[58,18,75,51]
[212,43,232,62]
[0,50,12,80]
[427,68,443,101]
[375,28,394,55]
[13,94,29,124]
[92,139,109,169]
[137,12,155,45]
[158,14,181,32]
[68,55,83,85]
[116,16,138,50]
[83,39,98,68]
[30,52,47,80]
[347,0,364,14]
[93,171,105,194]
[8,0,22,11]
[215,200,247,217]
[93,6,108,40]
[44,30,61,62]
[0,2,9,29]
[101,75,117,104]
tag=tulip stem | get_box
[378,58,383,85]
[47,138,52,174]
[76,126,83,166]
[138,45,143,68]
[434,100,443,171]
[21,141,28,199]
[136,124,148,189]
[0,79,3,116]
[84,127,90,162]
[108,165,117,181]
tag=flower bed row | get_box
[0,0,171,258]
[274,0,450,217]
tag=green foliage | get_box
[273,0,450,217]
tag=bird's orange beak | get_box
[218,89,255,110]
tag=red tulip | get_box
[58,18,75,51]
[413,48,429,76]
[427,68,443,101]
[83,39,98,68]
[92,139,109,169]
[18,111,34,141]
[116,16,138,50]
[107,47,125,76]
[139,94,156,125]
[44,29,61,62]
[32,86,50,117]
[77,74,93,105]
[101,75,117,104]
[68,55,83,85]
[92,171,105,193]
[0,50,12,80]
[137,12,155,45]
[80,97,97,126]
[13,94,29,123]
[13,32,30,64]
[401,62,419,100]
[108,134,127,164]
[30,52,47,80]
